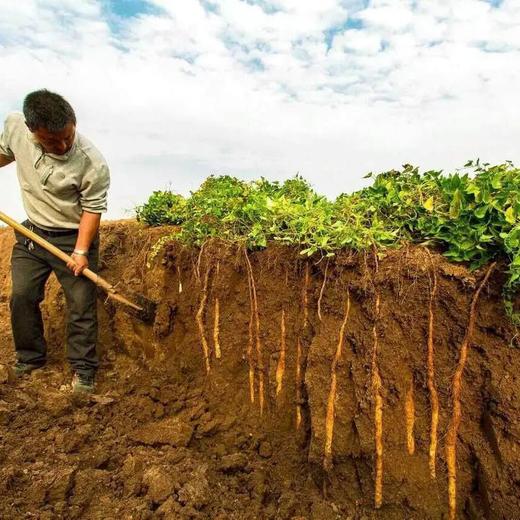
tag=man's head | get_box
[23,89,76,155]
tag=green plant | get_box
[135,190,186,226]
[136,162,520,320]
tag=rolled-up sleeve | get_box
[79,163,110,213]
[0,117,15,159]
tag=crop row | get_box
[136,160,520,320]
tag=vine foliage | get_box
[136,161,520,321]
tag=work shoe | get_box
[71,373,95,394]
[13,362,43,378]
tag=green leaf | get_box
[423,196,434,212]
[505,206,516,225]
[449,189,463,219]
[474,205,488,219]
[491,176,503,190]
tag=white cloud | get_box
[0,0,519,221]
[333,29,382,55]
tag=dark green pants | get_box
[10,222,99,378]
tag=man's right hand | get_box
[0,154,14,168]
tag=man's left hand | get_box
[68,254,89,276]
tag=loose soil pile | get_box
[0,221,519,519]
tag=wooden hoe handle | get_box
[0,210,142,311]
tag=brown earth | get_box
[0,221,519,519]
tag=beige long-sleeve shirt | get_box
[0,112,110,230]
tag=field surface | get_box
[0,221,519,519]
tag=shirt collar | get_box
[27,126,78,163]
[46,139,77,161]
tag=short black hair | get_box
[23,89,76,132]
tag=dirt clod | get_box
[143,465,176,503]
[156,495,180,516]
[130,415,194,447]
[218,452,249,473]
[177,465,210,509]
[46,467,76,503]
[258,440,273,458]
[121,454,144,496]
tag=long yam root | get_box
[324,292,351,471]
[425,250,439,478]
[446,263,496,520]
[372,292,383,509]
[196,266,211,374]
[177,265,183,293]
[213,298,221,359]
[296,338,302,429]
[246,270,255,404]
[213,261,222,359]
[244,250,265,415]
[405,380,415,455]
[317,259,329,322]
[374,386,383,508]
[276,309,286,398]
[195,242,206,282]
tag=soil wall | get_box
[0,221,519,519]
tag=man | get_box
[0,89,110,393]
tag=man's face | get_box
[31,121,76,155]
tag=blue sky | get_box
[104,0,164,25]
[1,0,519,220]
[108,0,156,17]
